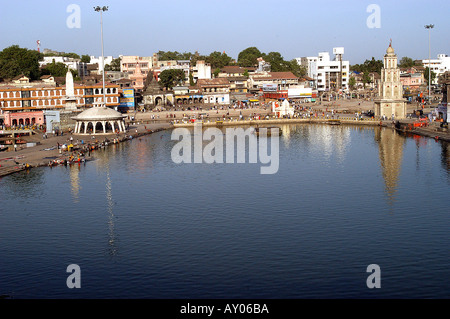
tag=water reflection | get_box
[0,167,44,198]
[374,127,406,205]
[440,142,450,179]
[90,150,119,257]
[69,164,81,203]
[105,163,118,257]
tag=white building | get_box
[193,60,211,81]
[301,48,349,93]
[422,54,450,84]
[272,99,294,118]
[39,56,82,71]
[89,56,114,72]
[296,57,318,84]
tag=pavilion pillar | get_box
[111,121,115,133]
[93,122,96,134]
[84,122,87,134]
[102,121,106,134]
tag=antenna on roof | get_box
[37,40,40,52]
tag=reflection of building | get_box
[375,127,405,203]
[374,43,407,119]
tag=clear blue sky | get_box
[1,0,449,64]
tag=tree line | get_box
[0,45,91,82]
[349,56,435,88]
[157,47,307,78]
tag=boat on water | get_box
[253,127,282,136]
[0,145,8,152]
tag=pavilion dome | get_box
[386,44,395,55]
[73,106,126,121]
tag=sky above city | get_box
[1,0,449,64]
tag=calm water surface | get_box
[0,124,449,298]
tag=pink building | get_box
[3,110,45,127]
[120,56,152,76]
[400,73,424,91]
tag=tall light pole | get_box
[94,6,108,107]
[425,24,434,106]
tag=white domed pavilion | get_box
[72,104,126,134]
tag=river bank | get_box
[1,105,448,177]
[0,122,172,177]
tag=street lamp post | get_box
[94,6,108,108]
[425,24,434,106]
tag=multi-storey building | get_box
[120,55,153,76]
[314,48,349,93]
[196,78,230,104]
[422,54,450,84]
[0,76,120,118]
[296,57,318,84]
[192,61,212,81]
[249,71,299,92]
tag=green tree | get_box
[262,52,291,72]
[206,51,232,69]
[189,72,195,86]
[41,60,69,77]
[243,69,249,77]
[62,52,80,59]
[158,69,186,90]
[363,57,383,73]
[70,69,81,81]
[105,57,120,71]
[362,72,372,88]
[288,59,306,78]
[399,56,415,68]
[0,45,42,81]
[424,67,436,85]
[351,57,383,75]
[349,76,356,89]
[213,68,221,78]
[158,51,193,61]
[81,55,91,63]
[237,47,262,67]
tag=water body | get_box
[0,124,449,299]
